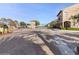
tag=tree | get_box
[46,20,59,28]
[70,14,79,28]
[0,18,7,22]
[31,20,40,26]
[20,21,26,28]
[2,24,8,33]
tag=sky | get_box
[0,3,74,25]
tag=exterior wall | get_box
[0,19,17,34]
[0,28,8,34]
[0,28,4,34]
[57,11,63,27]
[57,4,79,28]
[28,22,36,29]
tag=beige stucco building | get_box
[57,4,79,28]
[27,21,36,29]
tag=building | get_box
[0,21,4,34]
[57,4,79,28]
[27,21,36,29]
[0,18,19,34]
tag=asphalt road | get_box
[0,28,79,55]
[0,29,48,55]
[37,29,79,55]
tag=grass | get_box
[61,27,79,31]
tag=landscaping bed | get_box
[61,28,79,31]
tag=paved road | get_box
[37,29,79,55]
[0,28,79,55]
[0,29,51,55]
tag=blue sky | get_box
[0,3,74,24]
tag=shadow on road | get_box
[32,30,79,55]
[31,31,61,55]
[0,35,46,55]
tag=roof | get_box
[57,10,62,16]
[57,4,79,16]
